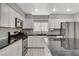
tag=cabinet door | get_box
[8,6,15,28]
[48,18,61,29]
[10,39,22,56]
[28,36,45,47]
[1,4,9,27]
[23,14,33,29]
[17,39,22,56]
[0,4,2,26]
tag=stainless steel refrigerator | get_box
[60,22,79,49]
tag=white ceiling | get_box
[17,3,79,15]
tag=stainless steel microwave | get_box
[15,18,23,28]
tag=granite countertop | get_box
[0,38,21,50]
[0,32,28,49]
[27,33,62,36]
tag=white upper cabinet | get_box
[0,4,25,28]
[1,4,9,27]
[8,6,24,28]
[8,6,15,27]
[48,14,74,29]
[48,19,61,29]
[0,4,2,25]
[48,15,61,29]
[23,14,34,29]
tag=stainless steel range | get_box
[8,31,28,56]
[18,31,28,56]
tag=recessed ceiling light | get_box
[53,8,56,12]
[66,8,71,12]
[35,8,38,12]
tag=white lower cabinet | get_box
[17,39,22,56]
[0,39,22,56]
[28,36,45,47]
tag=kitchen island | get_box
[25,36,51,56]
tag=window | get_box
[41,23,48,32]
[34,22,41,31]
[33,22,48,32]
